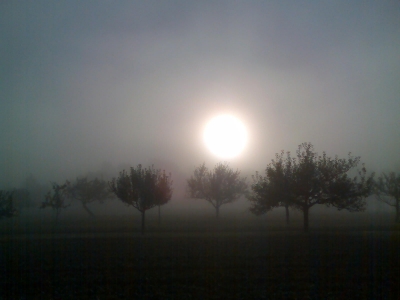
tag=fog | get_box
[1,1,399,220]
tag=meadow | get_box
[1,212,399,299]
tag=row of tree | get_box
[36,165,173,234]
[189,143,398,232]
[1,143,399,233]
[40,178,113,221]
[185,142,397,232]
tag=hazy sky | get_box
[1,1,399,189]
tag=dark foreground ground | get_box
[1,215,399,299]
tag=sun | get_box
[203,114,247,159]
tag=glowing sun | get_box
[203,115,247,159]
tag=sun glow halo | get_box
[203,115,247,159]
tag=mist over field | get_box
[1,2,399,297]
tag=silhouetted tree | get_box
[40,182,70,223]
[187,162,247,218]
[0,190,17,219]
[155,170,173,226]
[374,172,400,223]
[109,165,173,234]
[248,151,295,225]
[68,177,113,217]
[249,143,374,232]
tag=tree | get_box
[374,172,400,223]
[248,143,374,232]
[68,177,113,217]
[40,182,70,223]
[187,162,247,218]
[155,170,173,226]
[0,190,17,219]
[109,165,173,234]
[248,151,295,225]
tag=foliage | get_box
[292,143,373,211]
[40,182,70,222]
[68,177,113,217]
[187,162,247,218]
[248,151,295,224]
[0,190,17,219]
[248,142,374,231]
[155,170,173,207]
[374,172,400,223]
[109,164,173,234]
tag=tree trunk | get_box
[303,207,309,232]
[141,210,146,235]
[216,206,220,218]
[82,203,95,217]
[285,205,290,225]
[396,198,399,223]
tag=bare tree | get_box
[187,162,247,218]
[109,165,173,234]
[374,172,400,223]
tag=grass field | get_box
[1,213,399,299]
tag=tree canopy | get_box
[248,143,374,231]
[248,151,295,224]
[109,165,173,234]
[68,177,113,217]
[187,162,247,218]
